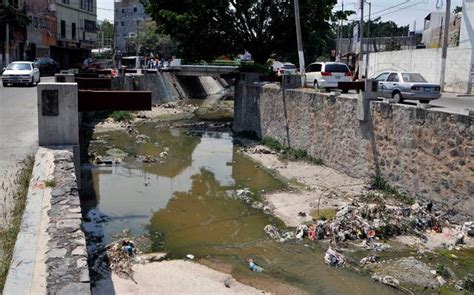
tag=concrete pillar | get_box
[37,83,79,146]
[37,82,81,187]
[357,79,379,121]
[54,73,75,82]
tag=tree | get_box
[341,17,409,38]
[96,20,114,48]
[453,6,462,14]
[127,21,177,58]
[143,0,337,64]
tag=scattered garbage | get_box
[247,258,264,272]
[186,254,195,260]
[462,221,474,237]
[263,224,295,242]
[324,247,345,267]
[298,212,307,217]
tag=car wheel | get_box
[3,82,8,87]
[37,77,41,85]
[419,99,430,104]
[325,88,331,93]
[29,78,35,87]
[313,80,319,90]
[392,91,403,103]
[341,89,349,94]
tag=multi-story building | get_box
[114,0,151,55]
[1,0,31,66]
[25,0,57,60]
[50,0,97,69]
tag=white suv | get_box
[305,62,352,92]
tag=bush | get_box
[370,176,414,205]
[261,137,323,165]
[110,111,133,122]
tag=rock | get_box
[251,202,264,209]
[454,233,465,245]
[251,145,275,154]
[372,274,400,288]
[49,248,67,258]
[360,255,379,266]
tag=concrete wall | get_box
[3,147,90,295]
[120,72,228,103]
[363,47,473,93]
[234,83,473,220]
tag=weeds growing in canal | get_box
[262,136,323,165]
[0,155,34,290]
[110,111,134,122]
[369,176,415,205]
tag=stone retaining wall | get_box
[3,147,90,294]
[234,83,473,220]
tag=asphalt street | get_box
[0,77,54,226]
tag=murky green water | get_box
[83,122,403,294]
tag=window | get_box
[122,8,125,13]
[387,73,400,82]
[72,23,76,39]
[375,72,389,81]
[133,6,137,12]
[306,64,321,73]
[121,22,124,26]
[60,20,66,38]
[61,0,69,4]
[84,20,96,32]
[401,73,427,83]
[324,64,350,73]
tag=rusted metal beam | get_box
[75,77,112,90]
[78,90,152,111]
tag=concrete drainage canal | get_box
[78,97,469,294]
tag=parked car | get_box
[373,71,441,103]
[2,61,41,87]
[34,57,60,76]
[275,62,297,76]
[305,62,352,92]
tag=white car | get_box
[275,63,297,76]
[305,62,352,93]
[2,61,41,87]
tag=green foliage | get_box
[340,17,409,39]
[45,179,56,188]
[262,137,283,151]
[110,111,133,122]
[239,62,271,75]
[0,156,34,290]
[262,137,323,165]
[385,38,402,51]
[127,21,177,57]
[370,176,414,204]
[436,264,451,279]
[97,20,114,42]
[144,0,337,63]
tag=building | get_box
[422,10,462,48]
[1,0,30,66]
[25,0,57,60]
[114,0,151,55]
[50,0,97,69]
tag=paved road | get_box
[0,77,53,227]
[342,91,474,114]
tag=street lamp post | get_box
[358,0,364,79]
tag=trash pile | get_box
[247,258,264,272]
[324,247,345,267]
[291,201,469,248]
[92,239,141,280]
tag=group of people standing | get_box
[146,57,170,69]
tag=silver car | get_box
[374,71,441,103]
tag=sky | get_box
[97,0,464,31]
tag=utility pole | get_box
[4,0,10,65]
[440,0,451,91]
[338,0,344,62]
[294,0,305,87]
[364,1,371,79]
[358,0,364,79]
